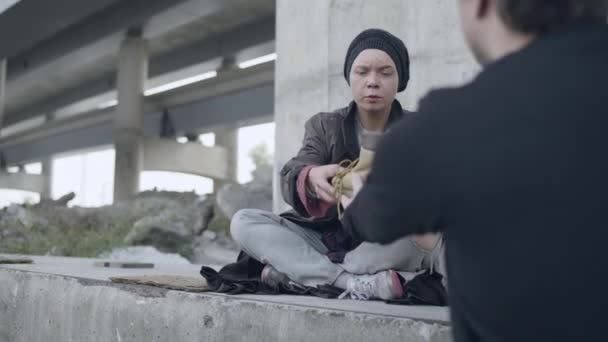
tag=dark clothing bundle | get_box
[342,21,608,341]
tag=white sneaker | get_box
[338,270,404,301]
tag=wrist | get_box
[305,173,318,200]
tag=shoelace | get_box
[338,277,373,301]
[332,158,360,218]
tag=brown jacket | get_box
[279,100,412,233]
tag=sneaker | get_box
[339,270,404,301]
[260,265,290,289]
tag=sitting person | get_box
[230,28,444,301]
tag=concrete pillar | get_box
[113,34,148,202]
[273,0,480,211]
[41,158,53,199]
[0,59,6,136]
[213,125,238,192]
[40,113,54,199]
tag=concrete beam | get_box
[0,68,274,166]
[3,17,275,127]
[142,138,228,180]
[0,172,44,193]
[6,0,187,77]
[0,0,122,60]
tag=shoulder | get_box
[383,86,470,151]
[305,106,349,131]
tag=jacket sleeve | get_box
[280,114,330,216]
[341,93,447,244]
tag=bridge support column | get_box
[113,32,148,202]
[213,125,238,192]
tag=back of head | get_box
[496,0,608,34]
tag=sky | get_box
[0,122,275,208]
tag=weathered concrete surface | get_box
[0,255,452,342]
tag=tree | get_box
[248,143,272,169]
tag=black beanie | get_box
[343,28,410,92]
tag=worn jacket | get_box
[279,100,411,233]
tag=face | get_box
[349,49,399,116]
[458,0,493,65]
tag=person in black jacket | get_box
[341,0,608,341]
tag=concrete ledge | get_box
[0,172,44,193]
[143,138,228,180]
[0,256,452,342]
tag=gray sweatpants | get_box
[230,208,445,287]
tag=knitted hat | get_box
[343,28,410,92]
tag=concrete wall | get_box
[273,0,480,211]
[0,268,452,342]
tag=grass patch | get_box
[1,220,133,258]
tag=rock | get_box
[1,204,48,229]
[122,192,217,253]
[189,195,215,236]
[216,183,249,218]
[124,215,193,253]
[35,192,76,208]
[249,164,273,191]
[216,165,273,219]
[0,188,238,264]
[190,230,239,265]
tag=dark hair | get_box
[496,0,608,33]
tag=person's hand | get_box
[340,172,364,209]
[307,164,343,203]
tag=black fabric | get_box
[342,22,608,341]
[200,251,343,298]
[343,28,410,92]
[159,109,176,138]
[200,252,447,306]
[388,271,448,306]
[322,230,356,263]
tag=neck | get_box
[356,104,392,132]
[485,26,536,64]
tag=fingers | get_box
[316,179,336,196]
[324,164,344,178]
[316,186,337,203]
